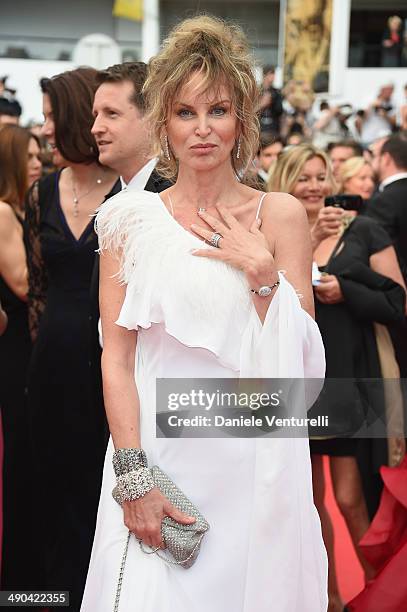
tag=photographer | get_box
[360,84,397,146]
[258,65,284,136]
[312,100,350,149]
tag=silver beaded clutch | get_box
[149,465,210,567]
[112,465,210,567]
[113,466,210,611]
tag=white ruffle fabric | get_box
[81,190,328,612]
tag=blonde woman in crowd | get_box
[338,156,375,203]
[81,16,328,612]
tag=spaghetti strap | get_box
[255,192,268,220]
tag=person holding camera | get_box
[269,143,406,612]
[258,65,284,136]
[312,101,350,150]
[360,84,397,146]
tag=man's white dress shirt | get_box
[379,172,407,192]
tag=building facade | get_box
[0,0,406,123]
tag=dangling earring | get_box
[236,136,241,160]
[163,135,171,161]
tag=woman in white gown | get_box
[81,15,328,612]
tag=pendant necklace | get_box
[167,194,207,217]
[71,170,103,218]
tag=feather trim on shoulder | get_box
[94,190,158,283]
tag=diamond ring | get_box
[209,232,222,248]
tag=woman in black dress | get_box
[25,68,117,611]
[270,144,406,612]
[0,125,42,592]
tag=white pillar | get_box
[329,0,351,97]
[142,0,160,62]
[276,0,287,88]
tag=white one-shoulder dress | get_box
[81,190,328,612]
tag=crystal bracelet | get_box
[113,467,155,505]
[112,448,148,478]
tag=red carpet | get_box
[324,455,365,602]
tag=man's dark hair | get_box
[40,67,99,164]
[263,65,276,76]
[95,62,148,113]
[0,96,22,118]
[327,140,364,156]
[259,134,285,152]
[381,132,407,170]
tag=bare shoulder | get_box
[0,202,18,235]
[256,192,311,265]
[0,201,14,217]
[258,192,308,233]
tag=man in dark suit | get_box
[89,62,170,415]
[367,132,407,375]
[358,134,407,528]
[368,133,407,278]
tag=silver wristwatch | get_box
[250,280,280,297]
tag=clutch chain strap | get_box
[114,529,204,611]
[138,528,205,565]
[114,531,130,612]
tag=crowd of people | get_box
[0,13,407,612]
[258,65,407,152]
[258,63,407,612]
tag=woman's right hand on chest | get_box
[123,489,196,549]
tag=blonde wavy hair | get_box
[267,144,337,195]
[143,15,260,181]
[338,156,369,192]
